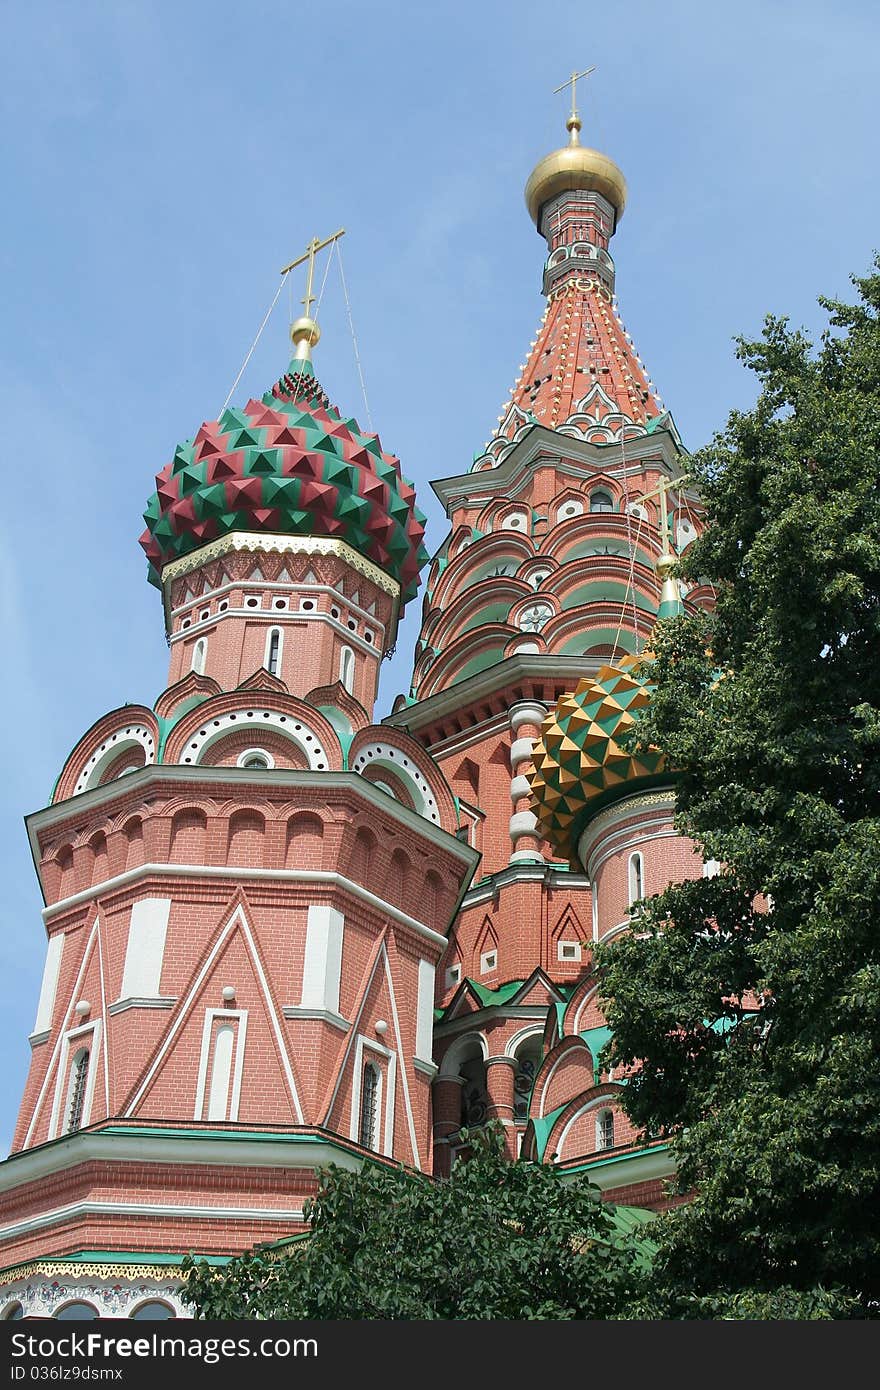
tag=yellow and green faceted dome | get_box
[140,358,429,605]
[528,654,668,859]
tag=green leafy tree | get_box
[181,1125,651,1319]
[597,260,880,1318]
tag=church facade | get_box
[0,107,710,1319]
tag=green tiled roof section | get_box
[531,1103,567,1161]
[465,978,526,1008]
[580,1024,614,1082]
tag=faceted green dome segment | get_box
[140,359,429,605]
[528,655,668,859]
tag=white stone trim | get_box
[587,824,680,882]
[194,1009,248,1122]
[73,726,156,797]
[32,934,64,1036]
[0,1132,364,1194]
[510,737,535,766]
[42,863,449,950]
[0,1199,305,1244]
[120,897,171,1000]
[108,996,177,1015]
[351,742,439,824]
[323,940,420,1168]
[179,708,327,771]
[557,939,582,963]
[161,532,401,596]
[415,958,435,1067]
[48,1020,101,1142]
[350,1036,396,1156]
[509,703,547,732]
[300,905,345,1015]
[24,921,99,1149]
[263,625,284,676]
[557,1093,621,1156]
[283,1006,350,1031]
[124,904,303,1124]
[504,1024,544,1060]
[510,810,539,838]
[236,747,276,770]
[509,774,531,801]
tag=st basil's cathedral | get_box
[0,98,712,1318]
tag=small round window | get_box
[237,748,274,771]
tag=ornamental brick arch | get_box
[161,690,342,772]
[153,671,221,722]
[433,532,535,608]
[427,576,531,653]
[542,508,642,562]
[54,705,160,804]
[348,727,458,834]
[345,823,379,886]
[552,607,652,657]
[226,808,266,868]
[199,727,309,770]
[550,487,588,525]
[303,681,371,738]
[415,622,513,698]
[284,811,324,870]
[168,806,208,862]
[476,497,531,537]
[543,1082,635,1163]
[532,1035,596,1118]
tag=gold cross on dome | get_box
[280,228,345,315]
[553,66,596,123]
[634,472,692,556]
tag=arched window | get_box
[237,749,273,771]
[590,490,613,513]
[55,1301,99,1320]
[359,1062,380,1149]
[628,851,644,904]
[596,1108,615,1151]
[66,1048,90,1133]
[339,646,355,694]
[265,627,282,677]
[129,1301,176,1320]
[1,1302,23,1320]
[191,637,207,675]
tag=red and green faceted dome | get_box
[528,654,669,859]
[140,359,429,605]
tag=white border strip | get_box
[43,865,448,949]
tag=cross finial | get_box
[279,228,345,359]
[552,67,595,144]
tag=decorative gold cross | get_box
[553,66,596,123]
[280,228,345,315]
[634,472,692,555]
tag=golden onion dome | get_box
[524,115,627,229]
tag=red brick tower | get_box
[0,293,478,1318]
[384,101,709,1192]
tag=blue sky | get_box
[1,0,877,1151]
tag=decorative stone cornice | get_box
[160,531,400,597]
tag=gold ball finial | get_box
[566,113,582,144]
[290,316,320,360]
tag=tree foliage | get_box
[597,260,880,1317]
[180,1126,650,1320]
